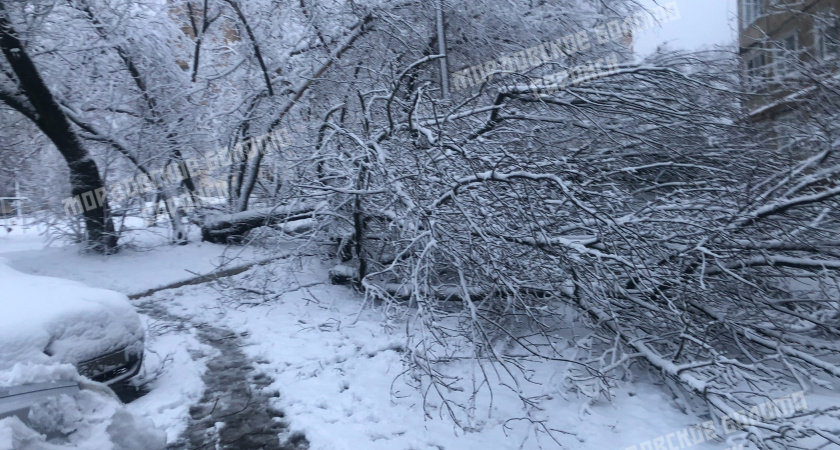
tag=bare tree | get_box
[0,4,116,252]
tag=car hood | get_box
[0,258,143,370]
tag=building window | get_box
[814,13,840,60]
[773,33,798,78]
[746,47,768,89]
[743,0,762,26]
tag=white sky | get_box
[633,0,738,55]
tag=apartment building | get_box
[740,0,840,120]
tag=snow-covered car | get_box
[0,259,144,385]
[0,365,166,449]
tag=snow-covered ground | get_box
[123,314,211,445]
[136,261,728,450]
[0,220,814,449]
[0,219,266,295]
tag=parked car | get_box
[0,262,164,449]
[0,380,81,423]
[0,259,144,386]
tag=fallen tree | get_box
[200,202,324,244]
[302,44,840,447]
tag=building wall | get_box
[738,0,840,117]
[739,0,838,49]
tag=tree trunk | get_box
[201,203,319,244]
[0,10,117,253]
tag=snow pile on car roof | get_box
[0,362,165,450]
[0,258,143,370]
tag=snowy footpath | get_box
[0,225,758,449]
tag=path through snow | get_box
[136,298,306,450]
